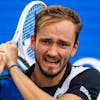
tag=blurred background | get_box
[0,0,100,70]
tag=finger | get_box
[0,52,6,73]
[0,43,6,49]
[6,41,16,45]
[0,52,6,65]
[0,66,5,73]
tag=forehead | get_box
[37,20,76,41]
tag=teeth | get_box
[48,61,56,63]
[44,55,60,64]
[46,59,59,63]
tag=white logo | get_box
[80,86,91,100]
[97,92,100,100]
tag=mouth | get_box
[44,56,60,65]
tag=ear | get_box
[70,41,79,57]
[30,34,36,50]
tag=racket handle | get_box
[12,30,20,43]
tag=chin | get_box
[41,66,63,78]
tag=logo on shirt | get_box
[80,86,91,100]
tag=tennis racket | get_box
[14,0,47,68]
[0,0,47,79]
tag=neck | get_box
[31,64,66,88]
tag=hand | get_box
[0,51,6,73]
[0,41,18,69]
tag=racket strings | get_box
[27,47,35,59]
[18,3,46,66]
[22,4,44,41]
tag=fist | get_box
[0,41,18,69]
[0,52,6,73]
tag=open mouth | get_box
[44,56,60,64]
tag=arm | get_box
[9,66,82,100]
[0,41,82,100]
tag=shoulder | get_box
[67,65,100,100]
[71,66,100,86]
[52,64,100,99]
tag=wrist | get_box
[8,64,18,71]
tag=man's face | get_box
[31,20,78,78]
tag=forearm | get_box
[9,66,56,100]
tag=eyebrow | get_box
[58,39,71,45]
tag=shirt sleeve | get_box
[67,68,100,100]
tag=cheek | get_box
[60,52,70,67]
[35,45,46,58]
[60,49,72,62]
[62,54,69,62]
[61,49,70,58]
[35,48,42,57]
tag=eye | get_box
[59,42,67,46]
[40,39,51,45]
[58,41,70,48]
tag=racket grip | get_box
[12,30,20,43]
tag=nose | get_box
[47,45,58,57]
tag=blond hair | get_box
[34,6,82,42]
